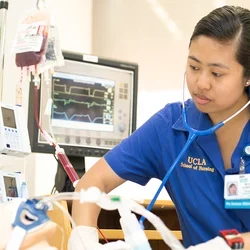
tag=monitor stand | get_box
[54,156,86,193]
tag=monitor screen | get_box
[3,176,18,197]
[28,51,138,157]
[1,107,17,129]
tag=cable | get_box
[98,226,109,243]
[43,70,57,142]
[54,221,65,250]
[52,200,76,228]
[50,185,56,195]
[41,191,109,243]
[34,83,56,147]
[33,76,109,243]
[51,200,88,249]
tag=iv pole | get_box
[0,0,8,101]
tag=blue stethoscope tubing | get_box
[139,73,250,227]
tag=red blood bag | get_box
[15,34,47,67]
[13,10,50,70]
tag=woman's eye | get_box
[212,72,222,77]
[189,65,199,71]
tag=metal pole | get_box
[0,0,8,101]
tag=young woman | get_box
[70,5,250,249]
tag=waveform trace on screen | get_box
[52,73,115,126]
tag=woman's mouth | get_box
[194,94,211,105]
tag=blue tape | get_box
[12,199,50,231]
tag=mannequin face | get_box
[0,199,24,250]
[0,200,58,250]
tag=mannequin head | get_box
[0,199,58,250]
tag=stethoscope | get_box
[139,73,250,226]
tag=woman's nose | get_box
[196,73,211,90]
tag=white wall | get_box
[91,0,250,199]
[92,0,250,103]
[32,0,93,196]
[3,0,250,199]
[0,0,37,194]
[1,0,93,196]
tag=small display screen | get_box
[1,107,17,129]
[3,176,18,197]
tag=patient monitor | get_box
[0,103,31,157]
[0,171,26,203]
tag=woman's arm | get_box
[71,157,126,227]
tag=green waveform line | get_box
[54,98,108,108]
[53,83,108,97]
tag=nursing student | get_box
[69,5,250,250]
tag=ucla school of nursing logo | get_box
[180,156,215,173]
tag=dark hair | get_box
[229,183,236,189]
[190,5,250,78]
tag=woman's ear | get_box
[245,80,250,86]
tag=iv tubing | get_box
[38,189,184,249]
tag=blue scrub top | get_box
[104,99,250,248]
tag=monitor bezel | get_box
[28,51,138,157]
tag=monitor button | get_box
[76,137,81,144]
[96,139,101,145]
[118,123,126,132]
[86,138,91,144]
[65,136,70,143]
